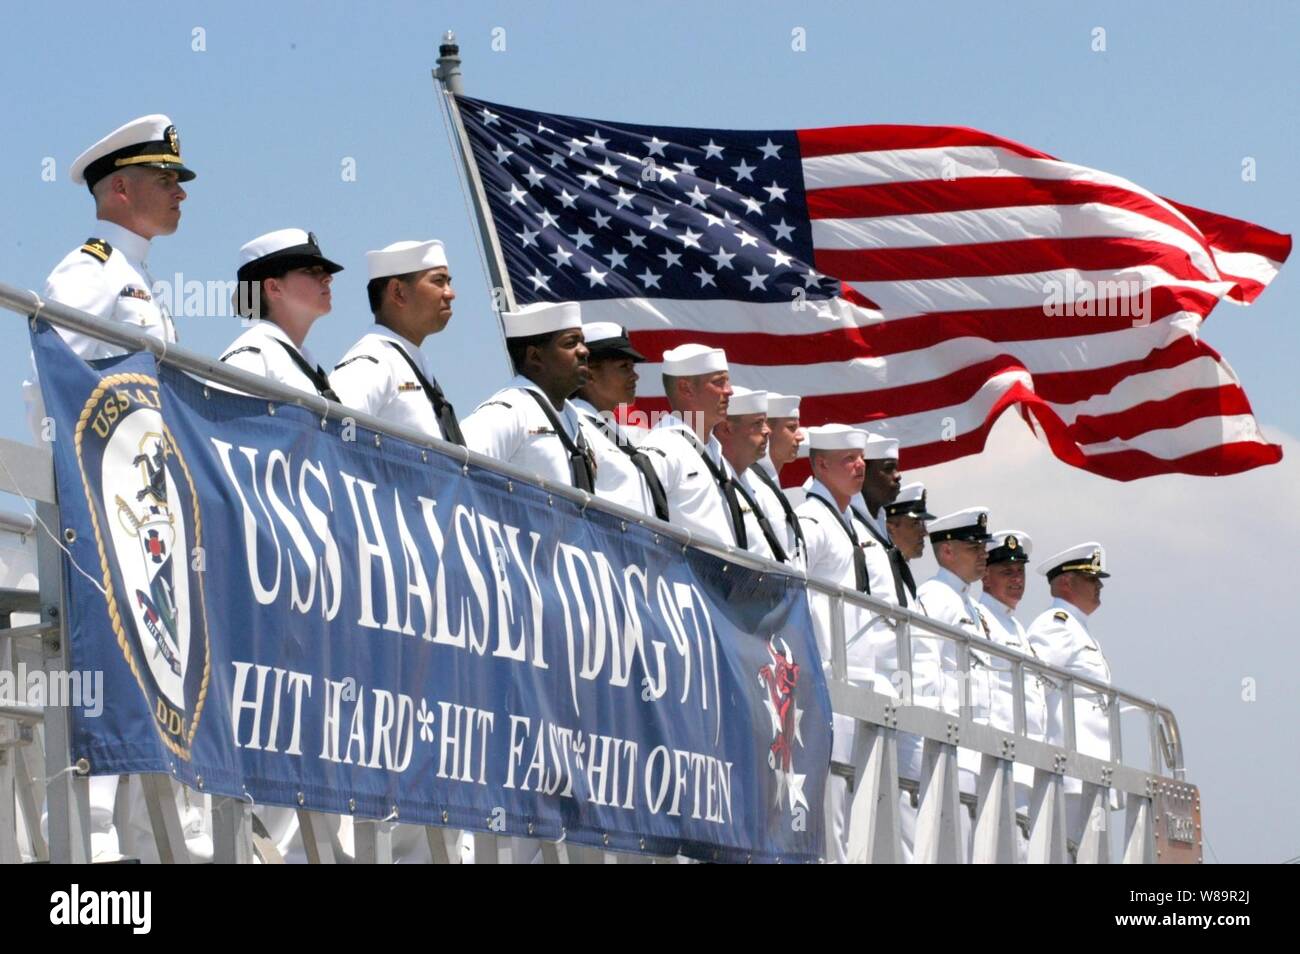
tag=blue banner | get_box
[33,321,830,862]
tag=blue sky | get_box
[1,1,1296,862]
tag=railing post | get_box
[1075,782,1111,864]
[1027,768,1067,864]
[972,755,1017,863]
[914,737,963,863]
[36,499,91,863]
[1122,794,1156,864]
[845,721,902,863]
[212,794,253,863]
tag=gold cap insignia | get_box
[166,125,180,155]
[1007,535,1018,549]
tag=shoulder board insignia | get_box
[1053,610,1069,622]
[479,400,513,410]
[333,354,379,370]
[221,346,262,360]
[397,382,422,393]
[80,238,111,262]
[642,446,667,459]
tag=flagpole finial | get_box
[435,31,463,95]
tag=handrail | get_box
[0,280,1186,786]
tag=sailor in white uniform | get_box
[792,424,877,862]
[978,530,1052,861]
[639,344,741,548]
[716,388,793,565]
[27,115,208,864]
[915,507,995,860]
[572,321,667,520]
[219,229,343,401]
[882,483,934,609]
[461,302,595,491]
[746,392,805,567]
[1027,542,1117,846]
[25,114,193,437]
[330,239,463,444]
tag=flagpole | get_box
[433,32,518,377]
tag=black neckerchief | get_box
[808,492,869,593]
[271,339,340,402]
[749,464,806,558]
[853,503,912,607]
[381,339,464,446]
[678,429,747,548]
[520,389,595,492]
[585,412,670,522]
[731,472,789,563]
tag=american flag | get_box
[456,95,1289,482]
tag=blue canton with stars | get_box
[457,96,837,306]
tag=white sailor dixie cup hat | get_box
[765,392,801,419]
[805,424,868,451]
[986,529,1033,564]
[71,114,196,192]
[661,343,728,376]
[884,482,936,519]
[726,386,769,416]
[366,240,448,280]
[582,322,646,362]
[501,301,582,338]
[928,507,992,543]
[1038,542,1109,580]
[861,431,900,461]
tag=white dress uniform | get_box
[30,116,203,861]
[330,324,448,438]
[978,592,1053,861]
[796,475,880,863]
[915,566,992,765]
[640,414,738,547]
[45,221,177,359]
[462,375,590,487]
[24,221,179,436]
[220,319,330,396]
[1027,598,1113,765]
[573,397,656,516]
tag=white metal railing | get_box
[0,282,1192,863]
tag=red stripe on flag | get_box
[1065,385,1258,446]
[1163,198,1294,264]
[796,125,1054,160]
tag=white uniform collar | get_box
[756,452,778,479]
[979,591,1017,621]
[935,565,972,596]
[571,396,599,418]
[94,220,151,265]
[245,318,317,368]
[369,323,427,375]
[805,478,850,518]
